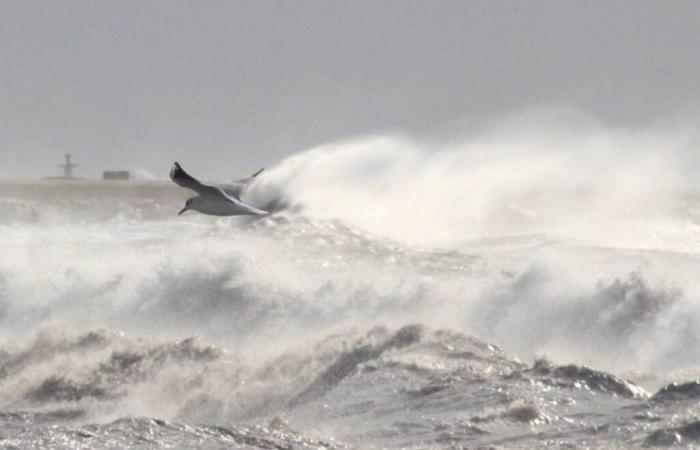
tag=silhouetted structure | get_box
[58,154,77,179]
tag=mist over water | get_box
[4,113,700,448]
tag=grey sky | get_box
[1,1,699,179]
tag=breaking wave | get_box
[4,113,700,447]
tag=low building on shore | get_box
[103,170,131,180]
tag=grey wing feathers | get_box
[215,167,264,199]
[249,167,264,178]
[221,191,269,215]
[211,187,267,215]
[170,162,210,195]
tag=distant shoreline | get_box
[0,178,169,183]
[0,179,185,201]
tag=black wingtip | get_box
[252,167,264,178]
[170,162,184,181]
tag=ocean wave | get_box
[0,211,700,375]
[4,129,700,448]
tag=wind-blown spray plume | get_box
[3,110,700,448]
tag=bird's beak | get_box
[178,207,188,215]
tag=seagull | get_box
[170,162,268,216]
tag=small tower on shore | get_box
[59,154,77,179]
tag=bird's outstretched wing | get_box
[215,167,264,199]
[170,162,211,196]
[214,167,265,198]
[220,190,269,215]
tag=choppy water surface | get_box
[3,171,700,449]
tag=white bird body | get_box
[170,163,267,216]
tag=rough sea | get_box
[3,133,700,449]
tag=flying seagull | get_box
[170,162,268,216]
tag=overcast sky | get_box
[1,1,699,179]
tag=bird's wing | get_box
[215,188,269,215]
[170,162,214,196]
[215,168,264,199]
